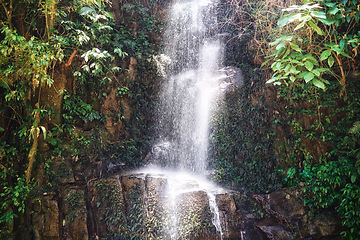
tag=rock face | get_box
[30,173,342,240]
[86,171,242,239]
[245,188,342,240]
[32,194,60,240]
[217,66,243,92]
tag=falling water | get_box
[156,0,222,174]
[150,0,226,238]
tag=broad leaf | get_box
[276,41,286,50]
[329,7,340,15]
[79,7,95,16]
[294,21,306,31]
[304,72,315,83]
[312,68,321,76]
[290,43,302,52]
[311,11,327,19]
[320,50,332,61]
[308,20,323,35]
[328,56,335,67]
[318,18,335,25]
[312,79,325,89]
[305,61,314,71]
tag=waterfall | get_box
[141,0,230,239]
[155,0,222,174]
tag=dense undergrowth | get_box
[0,0,162,238]
[0,0,359,239]
[215,0,360,238]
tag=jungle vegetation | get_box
[0,0,359,239]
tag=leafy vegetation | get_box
[1,0,359,238]
[0,0,162,238]
[217,0,359,238]
[262,0,360,238]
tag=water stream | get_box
[150,0,225,238]
[155,0,222,174]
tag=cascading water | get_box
[155,0,222,173]
[141,0,230,239]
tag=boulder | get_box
[216,193,242,239]
[176,190,218,240]
[251,188,342,239]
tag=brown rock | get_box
[176,190,218,240]
[62,188,88,240]
[256,218,294,240]
[266,188,306,220]
[32,194,60,239]
[216,193,242,239]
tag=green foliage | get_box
[62,94,103,125]
[264,1,360,238]
[266,0,359,93]
[211,71,281,193]
[65,190,86,223]
[0,0,161,237]
[94,179,127,234]
[0,177,29,224]
[0,26,62,88]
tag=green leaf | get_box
[328,56,335,67]
[312,69,321,76]
[294,21,306,31]
[282,49,291,59]
[325,2,336,7]
[289,67,300,74]
[308,20,323,35]
[312,79,325,89]
[311,11,327,19]
[351,175,356,183]
[289,43,302,52]
[260,59,270,68]
[266,77,279,84]
[298,72,308,79]
[304,72,315,83]
[276,41,286,50]
[277,16,289,27]
[339,39,346,50]
[329,7,340,15]
[320,50,332,61]
[278,13,301,27]
[339,51,352,58]
[304,54,319,65]
[305,61,314,71]
[79,7,95,16]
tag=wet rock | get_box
[177,190,218,240]
[121,173,146,199]
[32,194,60,239]
[87,176,126,238]
[145,175,167,197]
[250,188,342,240]
[256,219,294,240]
[265,188,306,220]
[143,142,172,166]
[102,88,125,136]
[217,66,243,92]
[62,188,88,240]
[216,193,242,239]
